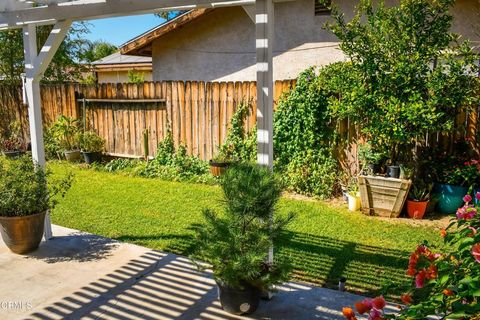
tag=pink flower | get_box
[476,192,480,201]
[415,270,426,288]
[472,243,480,263]
[463,194,472,203]
[369,308,383,320]
[362,298,372,310]
[456,205,477,220]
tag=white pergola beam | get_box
[0,0,256,30]
[32,20,72,79]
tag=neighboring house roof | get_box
[91,52,152,72]
[120,9,214,56]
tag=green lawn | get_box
[50,162,442,297]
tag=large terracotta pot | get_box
[0,212,45,254]
[406,200,428,219]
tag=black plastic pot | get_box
[2,151,25,159]
[216,281,261,315]
[386,165,400,179]
[368,163,382,175]
[82,151,101,164]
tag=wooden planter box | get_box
[358,175,412,218]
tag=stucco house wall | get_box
[97,70,153,84]
[150,0,480,82]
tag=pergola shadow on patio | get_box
[0,226,401,320]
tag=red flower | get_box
[406,267,416,276]
[475,192,480,201]
[354,301,370,314]
[372,296,386,310]
[342,307,356,319]
[443,289,454,296]
[401,294,412,305]
[426,265,438,279]
[472,243,480,263]
[440,229,447,238]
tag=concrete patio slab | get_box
[0,225,398,320]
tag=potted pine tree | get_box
[79,131,105,164]
[193,163,294,315]
[0,156,72,254]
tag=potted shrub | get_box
[433,161,478,214]
[210,101,256,177]
[209,153,231,177]
[79,131,105,164]
[193,163,295,315]
[358,143,384,175]
[347,179,361,211]
[0,156,72,254]
[406,183,432,219]
[52,115,81,162]
[1,121,26,159]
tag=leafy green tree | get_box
[80,40,117,64]
[274,68,339,198]
[326,0,480,163]
[127,70,145,84]
[0,22,90,83]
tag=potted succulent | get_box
[1,121,26,159]
[0,156,72,254]
[347,179,361,211]
[193,163,295,315]
[406,183,432,219]
[79,131,105,164]
[51,115,81,162]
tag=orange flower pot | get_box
[406,200,429,219]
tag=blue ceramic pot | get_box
[433,183,468,214]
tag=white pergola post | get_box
[23,20,72,240]
[256,0,274,265]
[256,0,274,170]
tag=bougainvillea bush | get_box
[342,194,480,319]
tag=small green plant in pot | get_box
[1,121,26,159]
[347,178,361,212]
[192,163,295,315]
[0,156,72,254]
[406,183,432,219]
[51,115,81,162]
[210,101,256,177]
[79,131,105,164]
[358,143,384,175]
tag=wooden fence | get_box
[0,81,296,160]
[0,81,478,170]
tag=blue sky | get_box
[82,14,164,47]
